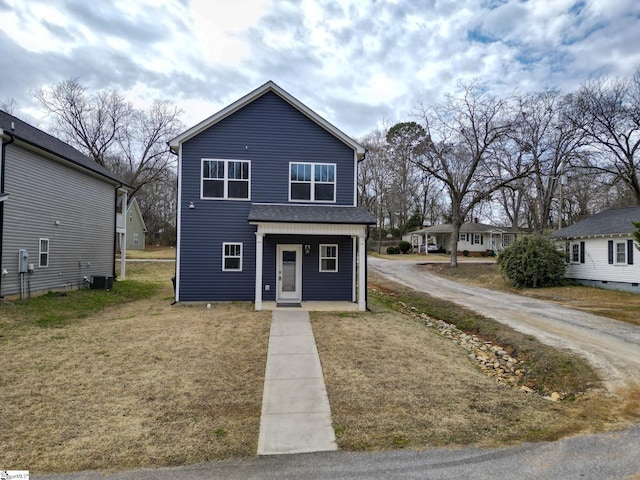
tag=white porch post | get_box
[255,231,264,310]
[358,233,366,311]
[120,232,126,280]
[352,236,357,302]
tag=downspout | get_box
[0,132,15,297]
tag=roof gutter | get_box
[0,130,15,297]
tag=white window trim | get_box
[288,162,337,203]
[133,233,139,245]
[570,242,581,264]
[459,233,467,242]
[201,159,251,201]
[222,242,243,271]
[39,238,49,268]
[319,244,338,272]
[471,233,482,245]
[614,241,627,265]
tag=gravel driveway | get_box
[369,257,640,391]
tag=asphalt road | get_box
[369,257,640,391]
[33,424,640,479]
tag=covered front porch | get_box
[249,204,375,311]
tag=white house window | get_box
[223,242,242,271]
[133,233,139,245]
[39,238,49,268]
[290,162,336,202]
[129,211,133,223]
[202,159,250,200]
[615,241,627,264]
[502,234,515,247]
[459,233,467,242]
[319,244,338,272]
[471,234,483,245]
[571,243,580,263]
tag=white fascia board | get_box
[252,221,367,237]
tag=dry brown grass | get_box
[0,263,270,473]
[422,263,640,326]
[312,299,636,452]
[122,246,177,260]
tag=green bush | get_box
[398,241,412,254]
[386,246,401,254]
[497,235,566,288]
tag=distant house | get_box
[551,206,640,294]
[126,198,147,251]
[0,110,132,298]
[169,81,375,310]
[404,222,518,256]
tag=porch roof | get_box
[248,204,376,225]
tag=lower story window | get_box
[223,242,242,271]
[133,233,139,245]
[39,238,49,267]
[319,244,338,272]
[615,241,627,264]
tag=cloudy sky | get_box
[1,0,639,138]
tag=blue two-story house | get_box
[169,81,375,310]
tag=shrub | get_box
[398,241,412,254]
[463,250,470,257]
[497,235,566,288]
[386,246,401,254]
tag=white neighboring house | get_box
[403,222,518,256]
[125,198,147,251]
[551,205,640,294]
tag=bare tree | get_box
[35,78,183,198]
[415,83,527,267]
[0,98,18,115]
[505,91,585,232]
[565,68,640,204]
[359,128,392,252]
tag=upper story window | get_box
[290,162,336,202]
[202,159,250,200]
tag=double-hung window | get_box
[202,159,250,200]
[39,238,49,268]
[319,244,338,272]
[223,243,242,271]
[290,162,336,202]
[459,233,467,242]
[615,241,627,264]
[133,233,139,246]
[571,243,580,263]
[471,234,483,245]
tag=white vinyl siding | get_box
[564,236,639,283]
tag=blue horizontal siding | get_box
[178,90,358,302]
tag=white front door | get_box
[277,244,302,303]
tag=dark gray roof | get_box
[248,204,376,224]
[0,110,130,187]
[551,205,640,239]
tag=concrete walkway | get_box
[257,310,337,455]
